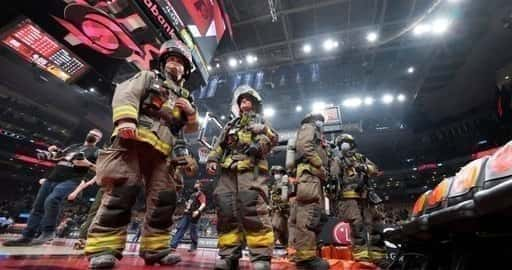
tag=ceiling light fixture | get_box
[303,44,312,54]
[312,101,326,113]
[366,32,378,43]
[246,54,258,64]
[342,97,362,108]
[432,18,451,34]
[382,94,394,104]
[228,58,238,68]
[263,107,275,117]
[364,97,374,105]
[413,23,432,36]
[323,39,338,51]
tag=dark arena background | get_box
[0,0,512,269]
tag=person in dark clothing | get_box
[170,181,206,252]
[3,129,102,246]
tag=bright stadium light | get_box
[207,65,212,71]
[432,18,451,35]
[408,66,415,74]
[364,97,374,105]
[413,23,431,36]
[382,94,394,104]
[215,63,220,68]
[246,54,258,64]
[264,107,275,117]
[312,101,326,113]
[342,97,362,108]
[303,44,312,54]
[323,39,338,51]
[296,105,303,112]
[397,94,406,102]
[89,88,95,92]
[228,58,238,68]
[366,32,378,43]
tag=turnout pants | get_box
[294,172,325,262]
[79,189,103,239]
[85,139,177,260]
[214,169,274,262]
[271,209,289,246]
[337,198,385,263]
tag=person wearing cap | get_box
[292,113,330,270]
[84,39,199,269]
[206,85,278,270]
[3,129,102,247]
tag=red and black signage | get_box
[1,18,89,82]
[51,0,229,83]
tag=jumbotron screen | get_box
[1,18,89,82]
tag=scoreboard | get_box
[1,18,89,82]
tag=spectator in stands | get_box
[170,181,206,252]
[2,129,101,246]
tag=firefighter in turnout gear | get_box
[85,39,199,269]
[269,165,289,247]
[207,85,278,270]
[293,113,330,270]
[287,172,298,260]
[332,133,385,264]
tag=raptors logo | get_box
[52,1,162,70]
[332,221,351,245]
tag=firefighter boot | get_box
[252,260,271,270]
[89,254,117,269]
[296,257,330,270]
[214,258,239,270]
[143,249,182,266]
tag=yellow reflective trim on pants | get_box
[218,229,242,248]
[140,234,170,251]
[246,230,274,248]
[353,248,370,261]
[342,190,361,199]
[369,250,386,261]
[295,249,317,261]
[113,105,138,122]
[84,231,127,255]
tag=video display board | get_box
[1,18,89,82]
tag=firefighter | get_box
[293,113,330,270]
[206,85,278,270]
[269,165,289,247]
[84,39,199,269]
[286,171,298,260]
[333,133,385,263]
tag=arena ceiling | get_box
[203,0,512,131]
